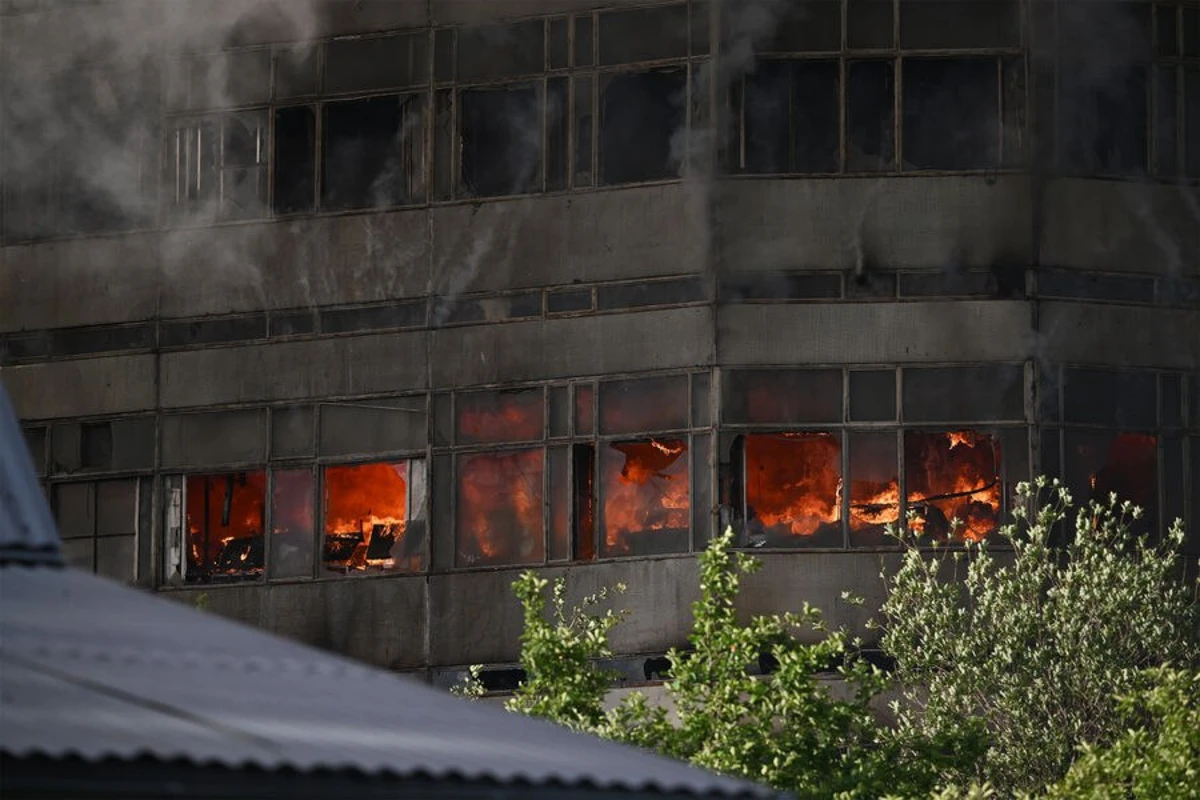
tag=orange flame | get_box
[745,433,841,538]
[457,449,545,565]
[905,431,1002,541]
[185,472,266,573]
[323,462,411,571]
[603,438,689,554]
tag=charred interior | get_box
[3,0,1198,678]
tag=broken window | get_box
[271,469,314,579]
[742,433,842,548]
[573,443,597,560]
[742,59,839,174]
[599,68,687,185]
[321,94,423,211]
[848,432,900,546]
[456,449,545,567]
[457,389,545,445]
[847,60,895,171]
[460,84,542,198]
[601,438,690,557]
[322,461,422,576]
[175,472,267,584]
[167,111,268,220]
[903,58,1001,171]
[1065,431,1158,532]
[904,431,1002,541]
[273,106,315,214]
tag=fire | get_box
[185,472,266,579]
[457,449,545,566]
[1085,433,1157,512]
[744,433,841,540]
[603,438,689,555]
[905,431,1002,541]
[323,462,412,572]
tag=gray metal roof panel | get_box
[0,384,61,564]
[0,567,774,797]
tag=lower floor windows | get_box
[743,432,842,547]
[600,438,690,557]
[456,449,545,567]
[164,459,425,585]
[904,431,1002,542]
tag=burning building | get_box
[1,0,1198,683]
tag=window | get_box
[599,68,687,185]
[456,449,545,567]
[52,479,142,582]
[741,60,839,174]
[847,60,895,171]
[847,432,899,546]
[1065,431,1159,531]
[173,472,267,584]
[272,106,316,214]
[902,58,1000,171]
[321,95,423,211]
[600,438,690,556]
[742,433,842,548]
[457,389,545,445]
[905,431,1003,541]
[272,469,315,579]
[167,111,268,220]
[460,84,542,197]
[323,461,423,575]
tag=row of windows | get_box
[3,2,1198,241]
[48,419,1196,586]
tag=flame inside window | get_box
[904,430,1002,541]
[456,449,545,567]
[1070,432,1158,527]
[744,433,842,547]
[848,432,900,545]
[322,462,415,574]
[601,438,689,556]
[185,472,266,583]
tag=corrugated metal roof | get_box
[0,380,776,797]
[0,568,773,797]
[0,383,61,565]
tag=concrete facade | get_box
[2,0,1198,685]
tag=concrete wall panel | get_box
[1040,180,1200,276]
[2,355,157,420]
[160,332,428,409]
[717,176,1032,273]
[719,301,1032,365]
[1037,303,1200,371]
[431,184,708,296]
[431,307,712,387]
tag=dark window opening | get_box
[573,443,597,561]
[1186,67,1200,177]
[903,58,1000,171]
[904,431,1003,542]
[743,60,839,174]
[273,106,315,214]
[598,5,689,66]
[848,0,894,49]
[1065,431,1158,534]
[80,423,113,470]
[742,433,842,548]
[457,21,545,83]
[600,438,690,557]
[599,69,686,185]
[1059,65,1149,174]
[182,472,267,584]
[456,449,545,567]
[461,84,541,198]
[756,0,841,53]
[847,60,895,171]
[322,95,421,211]
[1154,66,1178,176]
[900,0,1020,49]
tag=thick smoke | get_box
[0,0,322,312]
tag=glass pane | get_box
[744,432,842,548]
[271,469,314,579]
[322,462,418,575]
[575,383,595,436]
[184,472,267,584]
[902,58,1000,171]
[849,432,900,546]
[847,60,895,172]
[904,431,1003,542]
[457,389,544,445]
[601,438,689,557]
[724,369,842,425]
[600,375,689,435]
[1065,431,1158,530]
[573,444,597,561]
[460,84,542,198]
[456,449,545,567]
[549,446,570,561]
